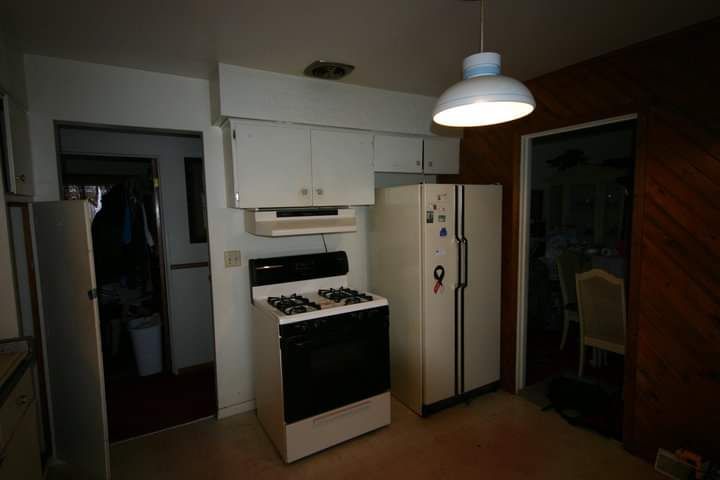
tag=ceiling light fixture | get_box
[433,0,535,127]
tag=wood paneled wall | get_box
[444,18,720,460]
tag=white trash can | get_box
[128,314,163,376]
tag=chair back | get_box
[556,251,580,307]
[575,269,626,350]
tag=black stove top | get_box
[318,287,373,305]
[267,294,320,315]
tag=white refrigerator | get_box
[369,184,502,415]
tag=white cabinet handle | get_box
[416,160,421,166]
[316,188,324,195]
[15,174,26,183]
[301,188,309,196]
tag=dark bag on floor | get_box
[544,375,622,438]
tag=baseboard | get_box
[176,361,215,375]
[218,399,256,419]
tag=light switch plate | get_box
[224,250,242,268]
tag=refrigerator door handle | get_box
[455,237,462,287]
[460,238,468,287]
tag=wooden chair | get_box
[575,269,626,376]
[556,251,580,350]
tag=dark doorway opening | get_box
[56,124,216,443]
[522,120,637,438]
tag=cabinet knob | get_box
[301,188,309,196]
[428,161,433,167]
[416,161,421,166]
[17,394,30,406]
[316,188,324,195]
[15,174,26,183]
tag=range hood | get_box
[245,208,357,237]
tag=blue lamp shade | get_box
[433,52,535,127]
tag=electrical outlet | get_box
[224,250,242,268]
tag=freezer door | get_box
[369,185,424,414]
[421,184,460,405]
[461,185,502,392]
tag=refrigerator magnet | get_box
[426,211,434,223]
[439,227,448,237]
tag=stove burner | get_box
[268,294,321,315]
[318,287,373,305]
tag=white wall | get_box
[374,172,436,189]
[57,128,212,371]
[24,54,436,418]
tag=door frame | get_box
[514,113,638,392]
[54,149,173,372]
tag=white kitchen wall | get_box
[374,172,436,188]
[24,54,436,418]
[57,128,212,371]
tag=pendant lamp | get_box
[433,1,535,127]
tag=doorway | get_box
[56,124,216,443]
[516,116,637,431]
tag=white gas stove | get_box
[249,251,390,463]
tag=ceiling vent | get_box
[303,61,355,80]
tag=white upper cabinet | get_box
[227,120,313,209]
[310,129,374,206]
[423,137,460,175]
[224,119,375,208]
[373,135,423,173]
[1,94,34,196]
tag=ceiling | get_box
[2,0,719,97]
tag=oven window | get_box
[281,306,389,424]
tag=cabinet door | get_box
[310,129,374,206]
[423,137,460,175]
[1,95,34,196]
[0,403,42,480]
[373,135,423,173]
[231,120,312,208]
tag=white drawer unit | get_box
[423,137,460,175]
[0,367,42,480]
[224,119,375,208]
[373,134,423,173]
[0,404,42,480]
[0,368,33,444]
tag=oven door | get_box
[279,306,390,424]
